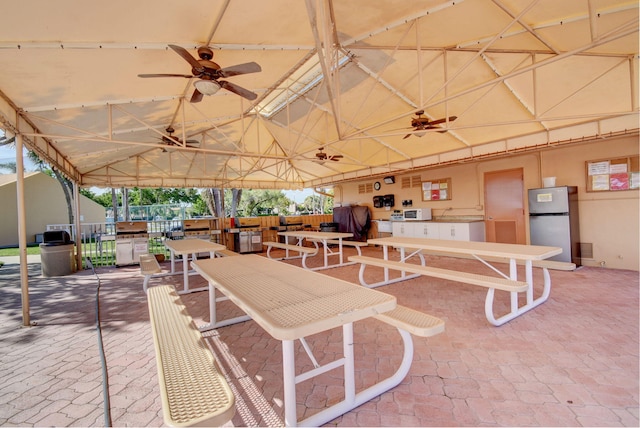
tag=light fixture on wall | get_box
[384,176,395,184]
[194,79,221,95]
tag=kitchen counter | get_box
[423,219,484,223]
[375,217,484,224]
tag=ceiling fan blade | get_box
[403,133,412,139]
[429,115,458,126]
[138,73,193,78]
[190,88,204,103]
[185,139,201,147]
[220,62,262,77]
[168,44,204,72]
[219,81,258,100]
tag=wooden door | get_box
[484,168,526,244]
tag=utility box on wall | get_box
[383,194,395,207]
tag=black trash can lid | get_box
[43,230,71,244]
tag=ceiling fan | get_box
[158,126,200,150]
[138,44,261,103]
[403,110,457,139]
[314,147,343,163]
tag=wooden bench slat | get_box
[147,285,235,427]
[349,255,528,292]
[376,305,444,337]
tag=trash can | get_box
[40,231,76,277]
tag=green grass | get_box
[0,238,171,268]
[0,246,41,257]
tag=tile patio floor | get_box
[0,246,638,427]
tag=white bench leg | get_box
[143,275,151,293]
[298,325,415,427]
[484,263,552,326]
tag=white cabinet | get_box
[438,222,485,241]
[414,222,440,239]
[392,221,485,241]
[392,222,411,237]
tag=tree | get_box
[0,161,16,173]
[239,189,291,217]
[0,132,16,173]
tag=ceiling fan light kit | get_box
[403,111,457,139]
[194,79,221,95]
[138,44,261,102]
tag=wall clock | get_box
[374,181,381,191]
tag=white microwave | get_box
[403,208,432,221]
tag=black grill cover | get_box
[333,206,371,241]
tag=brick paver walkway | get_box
[0,248,638,426]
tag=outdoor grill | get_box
[183,219,212,239]
[278,216,304,244]
[233,218,263,253]
[115,221,149,266]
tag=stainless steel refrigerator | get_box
[528,186,580,265]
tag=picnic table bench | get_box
[263,241,318,269]
[214,249,240,257]
[307,238,368,256]
[140,253,162,292]
[350,255,529,292]
[146,284,235,427]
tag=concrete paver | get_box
[0,247,638,427]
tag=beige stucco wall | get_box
[339,135,639,271]
[0,172,106,247]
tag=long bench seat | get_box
[140,253,162,292]
[147,285,235,427]
[263,241,318,269]
[349,255,529,292]
[307,238,368,256]
[376,305,444,337]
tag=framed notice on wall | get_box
[586,156,639,192]
[422,178,452,201]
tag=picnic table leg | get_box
[485,258,552,326]
[322,239,329,268]
[282,340,297,426]
[182,254,189,293]
[170,249,176,273]
[299,326,415,427]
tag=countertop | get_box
[375,217,484,223]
